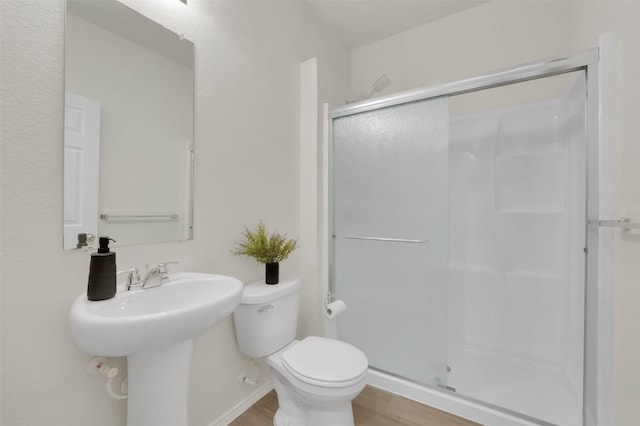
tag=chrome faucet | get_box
[141,261,178,289]
[118,267,141,291]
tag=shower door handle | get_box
[344,235,428,243]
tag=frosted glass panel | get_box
[332,98,449,387]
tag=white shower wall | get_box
[447,75,586,424]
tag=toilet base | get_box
[270,366,360,426]
[273,403,355,426]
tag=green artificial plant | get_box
[232,221,298,264]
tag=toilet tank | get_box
[233,276,301,358]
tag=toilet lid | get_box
[282,336,368,384]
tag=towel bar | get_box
[592,218,640,231]
[344,235,428,243]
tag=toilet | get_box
[233,277,368,426]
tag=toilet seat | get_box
[281,336,368,388]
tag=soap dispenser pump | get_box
[87,236,117,301]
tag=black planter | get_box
[265,262,279,284]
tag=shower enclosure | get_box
[326,49,603,426]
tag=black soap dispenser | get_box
[87,236,117,301]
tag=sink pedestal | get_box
[127,340,194,426]
[69,273,243,426]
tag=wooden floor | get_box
[229,385,482,426]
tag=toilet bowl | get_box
[233,277,368,426]
[267,337,368,426]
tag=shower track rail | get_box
[328,48,598,119]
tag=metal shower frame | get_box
[323,46,612,425]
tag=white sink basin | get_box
[70,272,243,356]
[69,272,243,426]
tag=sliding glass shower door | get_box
[332,97,449,387]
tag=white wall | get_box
[351,2,640,425]
[298,57,352,340]
[0,0,349,425]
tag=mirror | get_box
[63,0,194,250]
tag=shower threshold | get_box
[367,361,574,426]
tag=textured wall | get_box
[0,0,349,425]
[351,2,640,425]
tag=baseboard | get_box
[209,381,274,426]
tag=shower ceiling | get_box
[305,0,487,48]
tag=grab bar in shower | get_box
[592,217,640,231]
[344,235,428,243]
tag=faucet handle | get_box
[118,267,141,290]
[158,261,179,274]
[117,267,139,283]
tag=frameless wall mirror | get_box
[63,0,195,250]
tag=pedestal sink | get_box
[69,272,243,426]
